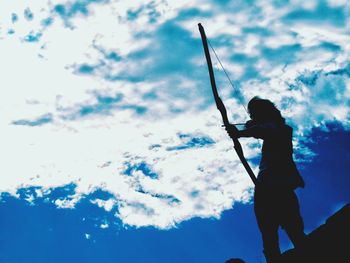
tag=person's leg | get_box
[281,191,306,249]
[254,187,281,263]
[285,224,306,249]
[260,225,281,263]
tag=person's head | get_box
[247,96,285,124]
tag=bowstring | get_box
[207,39,249,117]
[207,39,262,147]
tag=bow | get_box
[198,23,258,185]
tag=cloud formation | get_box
[0,0,349,228]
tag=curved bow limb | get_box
[198,23,258,185]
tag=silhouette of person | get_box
[226,97,306,263]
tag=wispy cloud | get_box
[12,113,53,126]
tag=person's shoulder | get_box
[267,122,292,134]
[284,124,293,131]
[261,122,279,129]
[281,124,294,137]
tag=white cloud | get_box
[100,222,109,229]
[91,198,116,212]
[54,197,78,209]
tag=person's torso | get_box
[257,123,304,189]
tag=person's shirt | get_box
[239,121,305,189]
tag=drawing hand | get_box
[225,124,239,139]
[245,119,255,128]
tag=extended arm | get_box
[225,122,266,139]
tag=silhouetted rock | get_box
[225,258,245,263]
[280,203,350,263]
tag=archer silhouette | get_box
[226,97,306,263]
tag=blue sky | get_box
[0,0,349,262]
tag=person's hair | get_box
[247,96,285,124]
